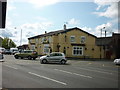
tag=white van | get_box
[10,48,19,55]
[0,47,5,54]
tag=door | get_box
[47,53,60,62]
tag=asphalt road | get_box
[1,55,119,89]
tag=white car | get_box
[40,52,67,64]
[0,53,4,62]
[114,59,120,65]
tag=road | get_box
[1,55,119,89]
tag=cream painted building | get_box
[28,26,104,59]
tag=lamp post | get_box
[20,29,22,46]
[100,27,106,58]
[14,27,22,46]
[100,27,106,59]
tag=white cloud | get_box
[81,22,113,37]
[68,18,79,25]
[14,22,53,45]
[95,22,113,37]
[81,27,99,36]
[81,27,92,32]
[95,22,112,31]
[94,1,118,19]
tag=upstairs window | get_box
[31,45,35,50]
[70,36,75,43]
[80,36,86,44]
[36,39,38,43]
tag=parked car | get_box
[114,58,120,65]
[4,49,12,55]
[14,50,38,60]
[0,52,4,62]
[0,48,5,54]
[12,50,19,55]
[10,48,19,55]
[40,52,67,64]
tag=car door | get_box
[19,51,25,58]
[48,53,61,62]
[47,53,57,62]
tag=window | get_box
[48,37,52,42]
[80,36,86,43]
[50,53,63,56]
[73,46,83,56]
[70,36,75,43]
[31,45,35,50]
[36,39,38,43]
[42,37,47,42]
[43,44,50,54]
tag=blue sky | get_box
[0,0,119,46]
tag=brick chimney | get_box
[45,31,47,34]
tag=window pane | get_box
[73,46,83,56]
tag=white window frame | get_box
[43,44,50,54]
[31,45,35,50]
[70,36,75,43]
[36,38,38,43]
[80,36,86,44]
[72,46,83,56]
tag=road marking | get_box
[5,65,18,70]
[78,67,113,75]
[28,72,67,85]
[88,63,92,64]
[54,69,92,78]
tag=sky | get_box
[0,0,119,46]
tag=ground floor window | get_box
[31,45,35,50]
[73,46,83,56]
[43,44,50,54]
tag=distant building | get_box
[17,44,29,50]
[28,26,104,59]
[96,33,120,59]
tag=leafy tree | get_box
[2,37,16,49]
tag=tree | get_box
[2,37,16,49]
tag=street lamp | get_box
[100,27,106,59]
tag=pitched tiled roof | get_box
[28,27,96,39]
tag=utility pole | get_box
[100,27,106,59]
[105,30,106,37]
[14,27,22,46]
[20,29,22,46]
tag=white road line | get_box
[28,72,67,85]
[54,69,92,79]
[5,65,18,70]
[78,68,113,75]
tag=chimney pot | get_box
[64,24,66,30]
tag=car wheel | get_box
[42,59,47,64]
[28,56,32,60]
[60,60,66,64]
[15,55,18,59]
[33,58,36,60]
